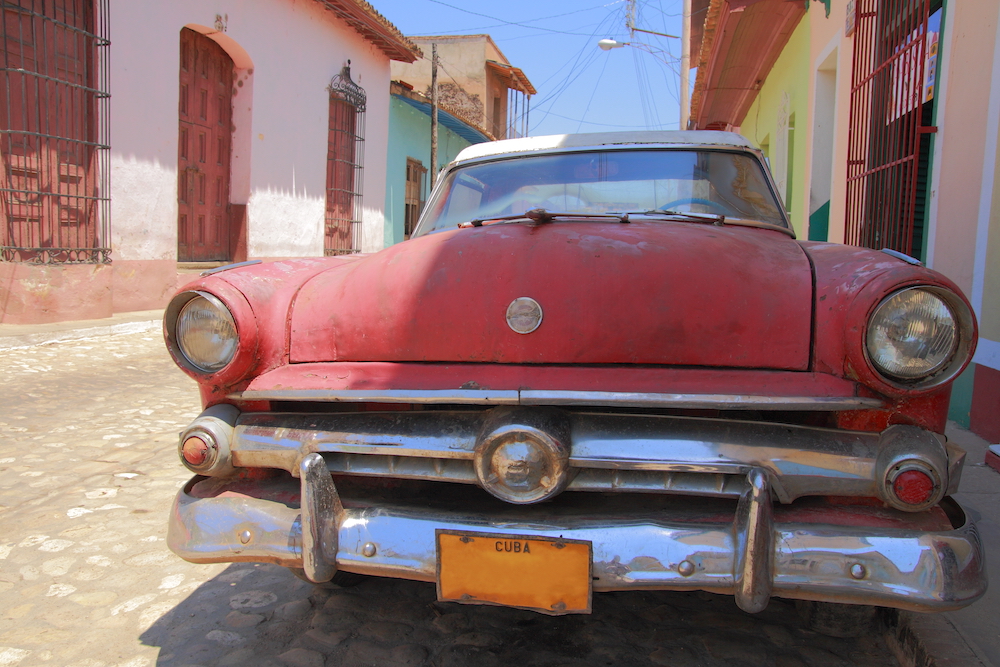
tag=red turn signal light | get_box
[182,436,211,466]
[892,469,935,506]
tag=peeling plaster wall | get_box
[109,155,177,261]
[391,36,493,129]
[247,189,324,257]
[109,0,392,262]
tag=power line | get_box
[577,51,611,132]
[430,1,625,33]
[528,8,626,129]
[423,0,617,37]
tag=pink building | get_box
[1,0,419,324]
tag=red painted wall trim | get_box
[971,364,1000,443]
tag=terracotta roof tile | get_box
[314,0,422,62]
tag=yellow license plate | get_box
[436,530,592,615]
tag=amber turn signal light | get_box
[182,436,211,466]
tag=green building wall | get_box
[383,97,476,247]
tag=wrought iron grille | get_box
[846,0,933,256]
[0,0,111,264]
[325,62,365,256]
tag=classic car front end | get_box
[164,131,985,617]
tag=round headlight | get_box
[176,293,238,372]
[474,423,571,504]
[866,288,957,381]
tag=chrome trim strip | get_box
[234,388,882,411]
[167,477,987,613]
[238,389,520,405]
[520,390,882,410]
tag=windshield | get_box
[413,149,787,236]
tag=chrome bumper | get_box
[167,455,987,614]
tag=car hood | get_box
[289,221,812,369]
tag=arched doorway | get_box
[177,27,233,262]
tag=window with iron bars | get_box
[0,0,110,264]
[404,157,426,239]
[325,62,365,256]
[846,0,934,259]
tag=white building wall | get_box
[109,0,392,260]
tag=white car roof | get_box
[453,131,756,163]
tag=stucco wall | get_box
[807,4,855,246]
[971,7,1000,373]
[737,18,811,237]
[383,97,474,246]
[390,36,490,129]
[927,2,1000,297]
[109,0,392,262]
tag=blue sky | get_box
[372,0,687,137]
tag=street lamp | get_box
[598,38,628,51]
[597,0,691,129]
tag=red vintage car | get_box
[164,131,985,622]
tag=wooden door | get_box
[178,28,232,262]
[1,0,98,255]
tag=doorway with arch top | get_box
[177,27,233,262]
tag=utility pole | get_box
[681,0,691,129]
[430,43,439,188]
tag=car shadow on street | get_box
[140,562,901,667]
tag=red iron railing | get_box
[846,0,933,255]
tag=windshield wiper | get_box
[458,208,630,228]
[623,210,726,226]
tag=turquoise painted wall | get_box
[384,97,476,247]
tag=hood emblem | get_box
[506,297,543,334]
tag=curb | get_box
[0,317,161,350]
[884,609,988,667]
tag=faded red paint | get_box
[802,241,976,394]
[165,226,978,441]
[971,365,1000,443]
[834,389,951,434]
[172,256,361,403]
[289,221,813,368]
[0,262,112,324]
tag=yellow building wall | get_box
[738,20,811,237]
[807,3,856,246]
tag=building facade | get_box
[383,34,534,247]
[690,0,1000,441]
[0,0,419,324]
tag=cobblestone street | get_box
[0,331,903,667]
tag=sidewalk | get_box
[941,422,1000,667]
[0,309,163,350]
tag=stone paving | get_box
[0,331,902,666]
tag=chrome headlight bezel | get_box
[175,292,238,372]
[164,288,256,381]
[864,286,975,390]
